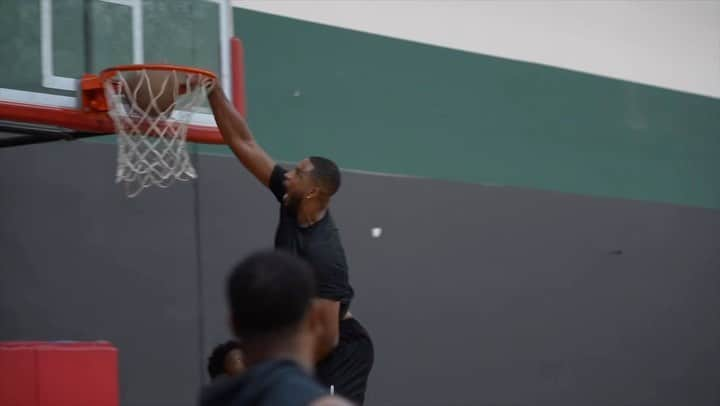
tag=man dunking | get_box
[207,85,374,404]
[200,251,353,406]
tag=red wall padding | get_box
[0,341,118,406]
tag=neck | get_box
[240,336,314,372]
[297,199,328,227]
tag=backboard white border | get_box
[1,0,235,129]
[41,0,144,92]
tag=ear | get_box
[305,186,321,200]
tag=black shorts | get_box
[315,318,374,405]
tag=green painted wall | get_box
[229,8,720,209]
[3,3,717,209]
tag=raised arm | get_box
[207,86,275,186]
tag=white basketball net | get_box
[104,68,215,197]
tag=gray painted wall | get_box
[0,141,202,406]
[2,141,720,405]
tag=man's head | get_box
[283,157,341,212]
[207,340,245,380]
[226,250,322,367]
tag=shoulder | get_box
[269,165,288,203]
[311,212,342,241]
[271,164,287,177]
[263,366,327,405]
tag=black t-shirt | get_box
[199,359,328,406]
[269,165,354,316]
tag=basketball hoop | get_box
[86,64,217,197]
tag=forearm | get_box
[313,298,341,362]
[208,86,255,145]
[206,86,275,185]
[315,335,339,362]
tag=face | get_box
[223,348,245,376]
[283,158,318,212]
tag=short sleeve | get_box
[269,165,287,203]
[309,241,354,303]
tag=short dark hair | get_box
[207,340,240,379]
[309,156,341,196]
[226,251,316,341]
